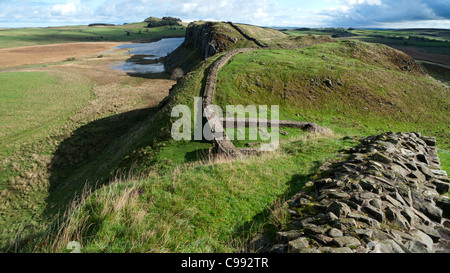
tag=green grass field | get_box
[21,39,448,253]
[0,71,93,190]
[284,28,450,59]
[214,41,450,170]
[0,20,188,250]
[0,69,96,250]
[0,71,92,143]
[0,23,185,49]
[284,28,450,43]
[21,133,356,253]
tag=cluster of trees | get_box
[293,27,356,38]
[146,17,182,28]
[88,23,115,27]
[406,36,441,42]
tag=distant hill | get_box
[145,16,182,28]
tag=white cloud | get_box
[182,2,199,13]
[254,8,269,18]
[346,0,381,5]
[1,0,450,28]
[323,0,450,27]
[93,0,278,25]
[51,0,80,16]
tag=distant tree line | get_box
[88,23,115,27]
[329,28,356,38]
[293,27,356,38]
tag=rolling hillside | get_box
[2,21,449,253]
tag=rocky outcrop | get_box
[164,21,244,73]
[250,132,450,253]
[183,22,235,60]
[164,21,271,74]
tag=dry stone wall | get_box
[249,132,450,253]
[202,48,328,156]
[220,118,327,133]
[199,21,328,156]
[227,22,268,48]
[202,48,255,156]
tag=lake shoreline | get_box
[111,37,185,75]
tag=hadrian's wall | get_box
[248,132,450,253]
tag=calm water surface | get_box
[112,38,184,74]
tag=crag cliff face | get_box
[164,21,244,74]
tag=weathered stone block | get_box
[332,236,361,248]
[326,201,351,218]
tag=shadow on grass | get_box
[32,59,215,247]
[43,106,161,219]
[184,148,213,162]
[5,53,216,252]
[231,161,323,253]
[1,104,166,252]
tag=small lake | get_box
[112,37,184,74]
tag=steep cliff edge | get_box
[164,22,240,74]
[163,21,275,74]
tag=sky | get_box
[0,0,450,28]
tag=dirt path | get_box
[0,42,128,69]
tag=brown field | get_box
[0,40,176,142]
[0,42,127,69]
[35,46,175,112]
[393,46,450,66]
[0,40,174,111]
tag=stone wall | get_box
[202,48,255,156]
[202,49,328,156]
[199,22,327,156]
[220,118,327,133]
[227,22,268,48]
[250,132,450,253]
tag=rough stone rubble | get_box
[250,132,450,253]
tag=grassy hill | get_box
[1,21,449,252]
[284,28,450,83]
[215,41,449,142]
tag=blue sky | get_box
[1,0,450,28]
